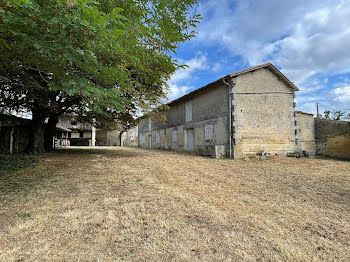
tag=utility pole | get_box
[316,102,320,118]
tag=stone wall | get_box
[95,130,108,145]
[233,68,297,158]
[295,111,316,154]
[315,118,350,159]
[125,126,138,147]
[96,130,122,146]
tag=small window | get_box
[205,125,214,140]
[71,131,80,138]
[172,130,177,143]
[83,132,91,138]
[156,131,160,145]
[185,101,193,122]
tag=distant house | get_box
[56,117,126,147]
[128,62,302,158]
[56,118,96,146]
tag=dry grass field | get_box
[0,147,349,262]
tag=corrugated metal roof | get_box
[168,62,298,106]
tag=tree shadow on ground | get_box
[0,154,38,177]
[53,147,141,158]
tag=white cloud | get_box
[167,54,208,100]
[333,86,350,105]
[196,0,350,84]
[298,102,319,116]
[271,1,350,84]
[212,62,222,72]
[193,0,350,114]
[168,84,193,101]
[170,54,207,83]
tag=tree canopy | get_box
[0,0,201,153]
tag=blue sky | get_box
[167,0,350,116]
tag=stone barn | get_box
[132,62,300,158]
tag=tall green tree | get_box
[0,0,201,153]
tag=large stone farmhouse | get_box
[132,63,304,159]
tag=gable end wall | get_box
[233,68,297,157]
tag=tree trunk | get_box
[45,115,59,151]
[25,110,47,154]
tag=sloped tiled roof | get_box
[168,62,298,106]
[295,111,314,116]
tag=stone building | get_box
[56,117,130,147]
[56,118,96,146]
[133,62,301,158]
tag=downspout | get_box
[223,78,235,159]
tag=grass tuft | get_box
[18,213,31,219]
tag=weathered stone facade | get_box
[96,130,122,146]
[295,111,316,155]
[125,126,138,147]
[131,63,301,158]
[138,83,229,157]
[233,68,297,158]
